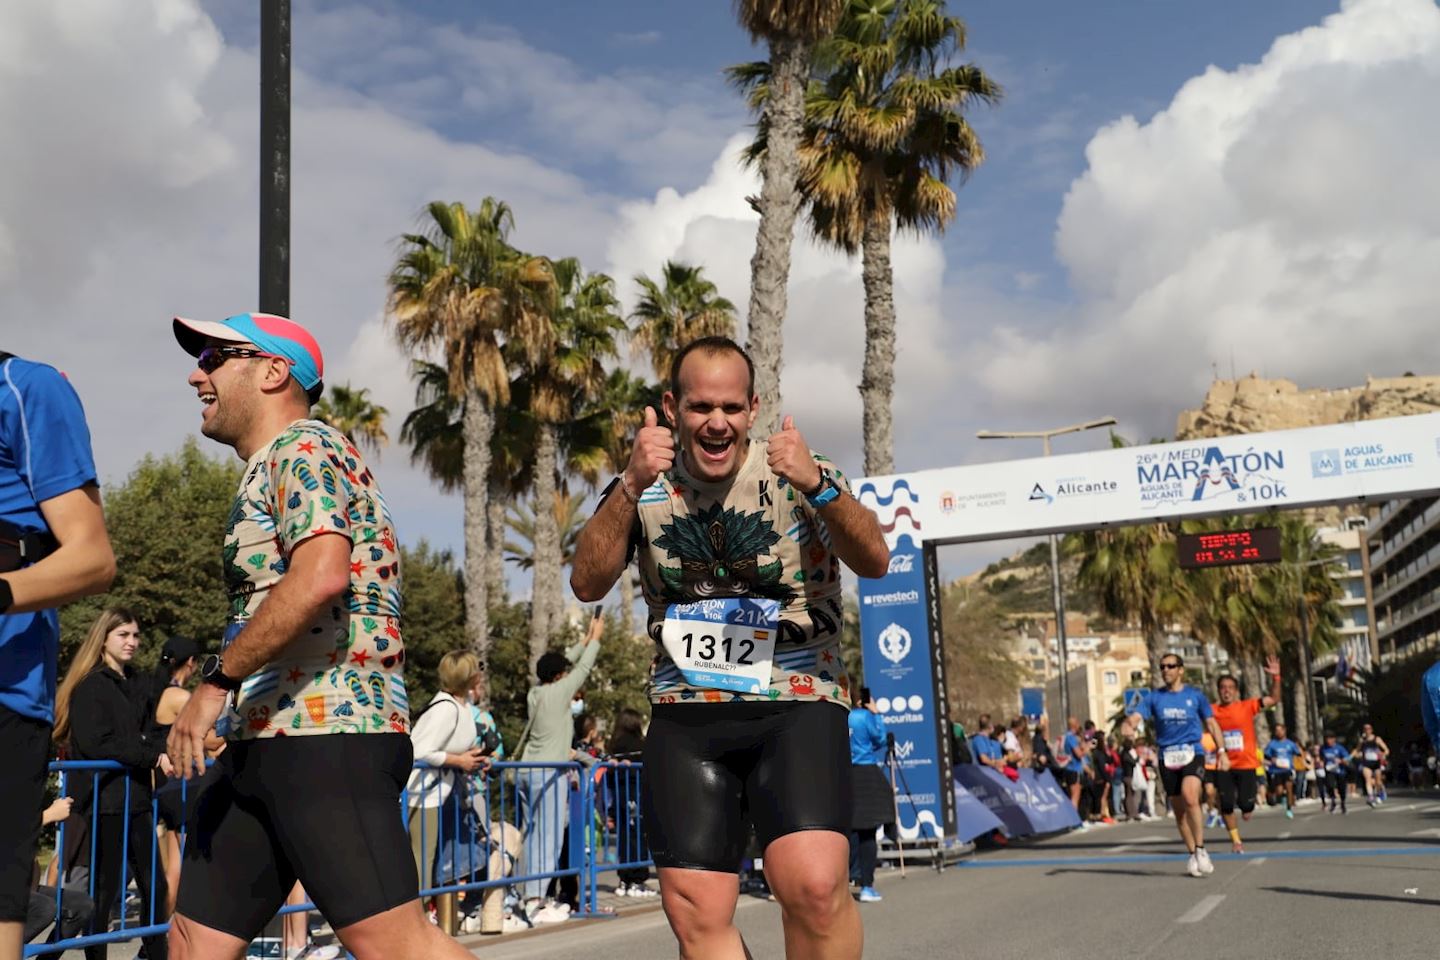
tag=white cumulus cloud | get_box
[977,0,1440,441]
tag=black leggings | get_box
[848,830,877,887]
[643,701,851,872]
[73,811,168,960]
[1324,771,1347,809]
[1214,769,1257,816]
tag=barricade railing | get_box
[26,757,653,956]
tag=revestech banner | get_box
[857,531,954,840]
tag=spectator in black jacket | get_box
[607,708,652,897]
[52,608,170,960]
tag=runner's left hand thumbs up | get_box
[767,414,822,493]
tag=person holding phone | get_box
[514,608,604,925]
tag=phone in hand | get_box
[592,604,603,621]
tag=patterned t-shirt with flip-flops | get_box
[632,440,852,710]
[219,419,409,739]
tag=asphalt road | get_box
[467,789,1440,960]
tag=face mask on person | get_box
[571,699,585,717]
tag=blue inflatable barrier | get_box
[953,765,1082,837]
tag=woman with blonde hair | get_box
[405,651,487,901]
[53,607,171,960]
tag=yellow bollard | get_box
[436,891,459,936]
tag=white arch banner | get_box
[853,411,1440,841]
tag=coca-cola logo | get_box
[888,553,915,574]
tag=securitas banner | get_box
[858,529,954,840]
[953,765,1081,837]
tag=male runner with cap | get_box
[1122,654,1228,878]
[0,353,114,960]
[1354,723,1389,807]
[1212,655,1282,852]
[164,313,470,960]
[1263,723,1301,818]
[571,337,889,959]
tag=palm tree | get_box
[312,383,389,455]
[510,256,624,672]
[503,492,588,571]
[399,360,463,492]
[731,0,847,434]
[387,199,516,670]
[1068,522,1184,680]
[736,0,999,475]
[629,262,738,384]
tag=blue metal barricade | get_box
[25,757,653,955]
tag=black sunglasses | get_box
[196,345,287,374]
[1160,662,1182,670]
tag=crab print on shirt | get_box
[220,419,409,739]
[634,440,853,709]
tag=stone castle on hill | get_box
[1175,373,1440,440]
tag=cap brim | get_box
[173,316,249,357]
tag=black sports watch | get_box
[199,654,242,693]
[0,577,12,615]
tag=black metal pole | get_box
[259,0,290,315]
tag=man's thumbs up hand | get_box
[767,414,822,494]
[626,406,674,494]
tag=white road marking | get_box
[1178,895,1226,924]
[1406,827,1440,837]
[1250,858,1267,865]
[1278,832,1292,840]
[1107,834,1168,852]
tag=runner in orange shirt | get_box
[1211,655,1282,853]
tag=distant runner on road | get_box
[1212,655,1283,851]
[1354,723,1390,807]
[1320,733,1351,815]
[1123,654,1228,878]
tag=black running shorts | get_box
[176,733,417,938]
[1213,768,1258,815]
[0,708,51,922]
[1159,754,1206,798]
[642,700,852,873]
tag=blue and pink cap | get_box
[172,312,325,399]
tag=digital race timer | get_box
[1176,527,1282,569]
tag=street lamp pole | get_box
[259,0,291,316]
[977,416,1117,728]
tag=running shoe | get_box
[531,904,569,925]
[1186,853,1203,878]
[502,914,532,934]
[1285,808,1294,819]
[1196,848,1215,875]
[858,886,883,903]
[1205,811,1222,829]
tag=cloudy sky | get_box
[4,0,1438,583]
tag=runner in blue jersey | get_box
[1421,661,1440,759]
[1262,724,1302,819]
[1319,733,1351,814]
[1123,654,1228,878]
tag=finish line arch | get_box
[855,412,1440,841]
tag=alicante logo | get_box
[879,623,912,664]
[1311,449,1342,479]
[1029,483,1053,504]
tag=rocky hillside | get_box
[1176,373,1440,439]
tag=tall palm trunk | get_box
[859,214,896,477]
[528,423,562,676]
[1143,612,1164,683]
[745,35,810,436]
[619,566,636,638]
[1291,672,1313,745]
[485,474,508,606]
[461,393,493,673]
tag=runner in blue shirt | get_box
[1262,724,1302,818]
[1123,654,1228,878]
[0,354,114,949]
[1055,717,1088,816]
[1421,661,1440,758]
[1319,733,1351,814]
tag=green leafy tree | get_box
[503,492,587,572]
[313,383,390,455]
[60,440,242,668]
[398,540,469,707]
[941,586,1028,726]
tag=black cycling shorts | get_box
[1213,768,1258,815]
[176,733,417,938]
[643,700,851,873]
[0,708,51,922]
[1159,755,1206,798]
